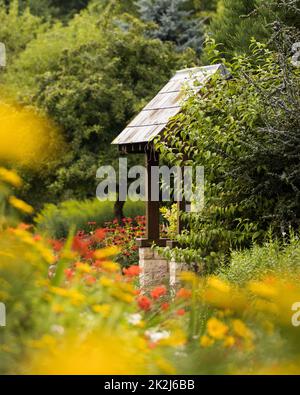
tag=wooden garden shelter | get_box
[112,64,227,248]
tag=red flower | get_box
[137,296,152,311]
[85,275,96,285]
[93,228,106,241]
[176,309,186,316]
[161,302,170,311]
[150,286,167,300]
[50,239,64,252]
[64,268,75,280]
[123,265,141,277]
[72,235,91,257]
[93,260,102,268]
[176,288,192,299]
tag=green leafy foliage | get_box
[219,234,300,286]
[13,0,89,19]
[155,15,300,269]
[0,0,46,63]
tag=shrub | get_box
[34,198,145,238]
[219,235,300,286]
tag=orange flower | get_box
[176,288,192,299]
[137,296,152,311]
[123,265,141,277]
[151,286,167,300]
[18,223,32,231]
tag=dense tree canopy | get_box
[1,6,196,206]
[0,0,46,61]
[4,0,90,19]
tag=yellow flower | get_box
[223,336,235,348]
[207,277,231,293]
[26,332,152,375]
[0,101,64,168]
[50,286,69,297]
[28,335,57,350]
[76,263,92,273]
[200,335,214,348]
[253,298,278,315]
[232,319,254,340]
[248,281,278,299]
[159,329,186,347]
[111,289,135,304]
[0,167,22,188]
[35,243,55,264]
[101,261,120,273]
[94,246,120,260]
[99,276,114,287]
[92,304,111,317]
[9,196,34,214]
[51,303,65,314]
[180,271,198,285]
[68,289,86,305]
[207,317,229,340]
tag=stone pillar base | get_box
[169,259,190,290]
[139,247,169,289]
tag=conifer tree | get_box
[136,0,204,53]
[208,0,269,57]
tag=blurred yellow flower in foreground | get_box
[200,335,214,348]
[92,304,111,317]
[232,320,254,341]
[0,101,64,168]
[26,332,157,375]
[9,196,34,215]
[0,167,22,188]
[94,246,120,260]
[223,336,235,348]
[207,317,229,340]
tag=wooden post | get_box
[137,148,167,247]
[177,199,185,235]
[145,149,160,242]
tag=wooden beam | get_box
[145,149,160,242]
[177,199,185,235]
